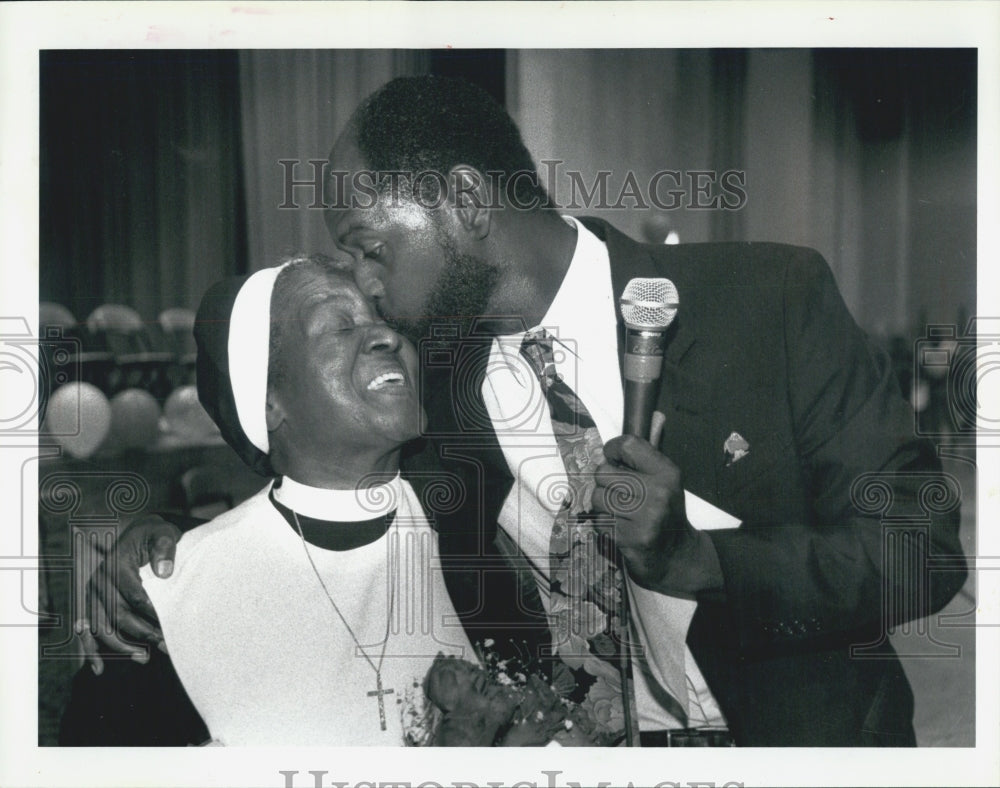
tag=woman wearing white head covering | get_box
[138,255,473,746]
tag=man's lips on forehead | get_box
[373,298,394,322]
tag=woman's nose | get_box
[365,322,400,354]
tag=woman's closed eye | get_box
[303,306,357,336]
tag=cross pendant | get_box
[366,673,394,731]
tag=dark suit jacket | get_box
[412,217,967,746]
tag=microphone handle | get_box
[623,377,659,438]
[622,327,667,439]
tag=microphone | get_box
[620,277,679,439]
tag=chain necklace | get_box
[292,510,397,731]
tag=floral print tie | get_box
[519,328,640,746]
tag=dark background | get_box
[41,49,975,342]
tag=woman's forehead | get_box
[282,261,360,303]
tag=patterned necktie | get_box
[519,328,640,746]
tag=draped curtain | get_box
[40,50,246,322]
[237,50,427,272]
[508,49,975,337]
[40,49,428,321]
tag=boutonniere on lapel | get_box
[724,431,750,465]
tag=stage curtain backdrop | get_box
[509,49,975,337]
[40,51,247,322]
[237,50,427,273]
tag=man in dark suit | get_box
[399,217,966,746]
[85,75,965,745]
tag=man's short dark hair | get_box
[348,75,548,210]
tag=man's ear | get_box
[448,165,493,240]
[265,390,286,433]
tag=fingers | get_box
[97,584,152,659]
[116,603,165,647]
[115,561,162,627]
[82,598,151,664]
[116,517,180,624]
[77,515,175,671]
[602,434,672,474]
[148,527,180,578]
[75,618,104,676]
[589,481,620,519]
[88,549,163,650]
[591,465,676,520]
[98,541,162,632]
[105,561,163,644]
[649,410,666,447]
[594,436,681,520]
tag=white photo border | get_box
[1,2,997,787]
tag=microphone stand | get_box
[617,389,667,747]
[616,548,637,747]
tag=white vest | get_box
[141,480,472,745]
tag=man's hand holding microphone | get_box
[595,277,723,598]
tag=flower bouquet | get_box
[400,644,624,747]
[399,423,641,746]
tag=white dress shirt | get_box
[480,216,726,731]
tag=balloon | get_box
[43,382,112,459]
[163,384,219,439]
[103,388,162,453]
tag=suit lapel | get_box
[419,327,514,541]
[580,217,697,387]
[580,217,699,414]
[579,218,721,501]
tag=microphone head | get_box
[620,278,679,330]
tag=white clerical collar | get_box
[272,473,401,521]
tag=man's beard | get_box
[387,233,501,344]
